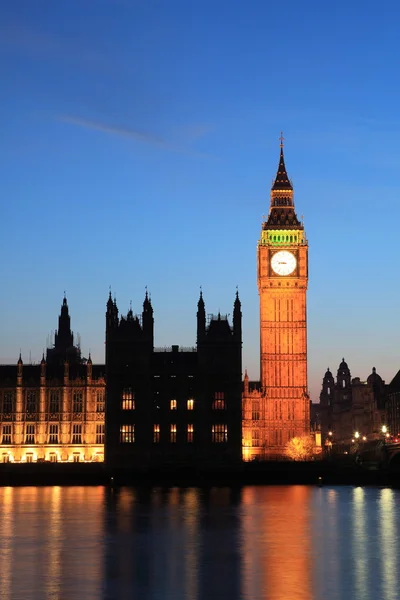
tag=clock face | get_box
[271,250,297,276]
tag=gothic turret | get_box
[55,295,74,349]
[337,358,351,389]
[196,289,206,343]
[233,290,242,339]
[142,289,154,346]
[46,295,81,365]
[320,367,335,406]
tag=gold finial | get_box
[279,131,284,148]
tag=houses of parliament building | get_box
[0,142,312,465]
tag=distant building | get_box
[105,290,242,469]
[242,142,310,459]
[317,359,387,447]
[0,296,105,463]
[386,370,400,438]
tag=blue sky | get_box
[1,0,400,400]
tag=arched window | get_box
[342,379,345,388]
[327,387,330,395]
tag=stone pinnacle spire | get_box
[272,133,293,191]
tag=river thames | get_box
[0,485,399,600]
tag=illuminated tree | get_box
[285,435,315,461]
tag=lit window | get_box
[48,424,59,444]
[73,453,80,463]
[25,424,35,445]
[170,399,177,410]
[120,424,134,443]
[187,398,194,410]
[73,392,83,413]
[252,402,260,420]
[327,387,330,395]
[122,388,135,410]
[187,424,194,443]
[212,424,228,443]
[26,453,33,463]
[170,424,177,443]
[96,424,105,444]
[153,424,160,443]
[252,429,260,446]
[50,453,58,463]
[2,425,12,445]
[213,392,225,410]
[96,391,105,412]
[72,424,82,444]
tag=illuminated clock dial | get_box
[271,250,297,276]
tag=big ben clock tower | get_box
[243,137,310,459]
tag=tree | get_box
[285,435,315,461]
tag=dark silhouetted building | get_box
[105,290,243,469]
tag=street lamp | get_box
[354,431,360,440]
[382,425,387,434]
[362,436,367,441]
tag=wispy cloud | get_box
[59,114,169,147]
[59,114,217,159]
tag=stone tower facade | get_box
[243,141,310,459]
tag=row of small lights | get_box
[327,426,399,444]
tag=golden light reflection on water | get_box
[352,487,369,600]
[0,485,400,599]
[0,486,106,599]
[241,486,312,600]
[379,488,398,600]
[0,487,13,599]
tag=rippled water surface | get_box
[0,485,399,600]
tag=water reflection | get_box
[352,487,369,600]
[0,485,399,599]
[379,488,398,600]
[241,486,312,600]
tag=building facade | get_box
[0,291,243,467]
[316,359,388,447]
[387,370,400,437]
[105,290,243,469]
[0,297,105,463]
[243,142,310,459]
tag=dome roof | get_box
[367,366,382,385]
[339,358,349,371]
[323,367,333,380]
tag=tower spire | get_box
[263,136,301,228]
[272,133,293,191]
